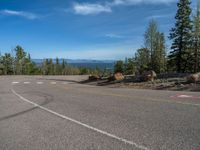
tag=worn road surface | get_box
[0,76,200,150]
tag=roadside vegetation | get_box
[114,0,200,75]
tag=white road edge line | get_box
[50,82,57,84]
[24,82,30,84]
[37,82,43,84]
[11,88,149,150]
[12,82,19,84]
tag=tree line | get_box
[115,0,200,75]
[0,0,199,76]
[0,45,98,75]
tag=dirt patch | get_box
[80,77,200,92]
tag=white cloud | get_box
[73,0,176,15]
[112,0,177,6]
[73,3,112,15]
[105,33,123,38]
[0,9,39,19]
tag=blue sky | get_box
[0,0,198,59]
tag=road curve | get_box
[0,76,200,150]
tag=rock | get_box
[89,75,100,81]
[142,70,157,82]
[108,72,124,81]
[187,72,200,83]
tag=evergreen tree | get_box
[135,48,150,73]
[24,53,37,75]
[0,52,3,74]
[55,57,60,75]
[169,0,192,73]
[49,59,54,75]
[192,2,200,72]
[153,32,167,73]
[2,53,13,75]
[144,19,158,69]
[143,19,166,73]
[43,59,49,75]
[24,53,30,75]
[124,57,128,74]
[124,58,136,75]
[114,60,124,73]
[14,45,26,74]
[62,59,66,75]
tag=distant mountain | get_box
[69,63,115,70]
[32,59,115,64]
[32,59,115,70]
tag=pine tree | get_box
[169,0,192,73]
[2,53,13,75]
[114,60,124,73]
[192,2,200,72]
[62,59,66,75]
[124,58,136,75]
[144,19,158,69]
[135,48,150,73]
[55,57,60,75]
[153,32,167,73]
[144,19,166,73]
[43,59,49,75]
[14,45,26,74]
[49,59,54,75]
[0,52,4,75]
[24,53,37,75]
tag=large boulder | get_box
[142,70,157,82]
[108,72,124,81]
[187,72,200,83]
[89,75,100,81]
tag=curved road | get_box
[0,76,200,150]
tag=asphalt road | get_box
[0,76,200,150]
